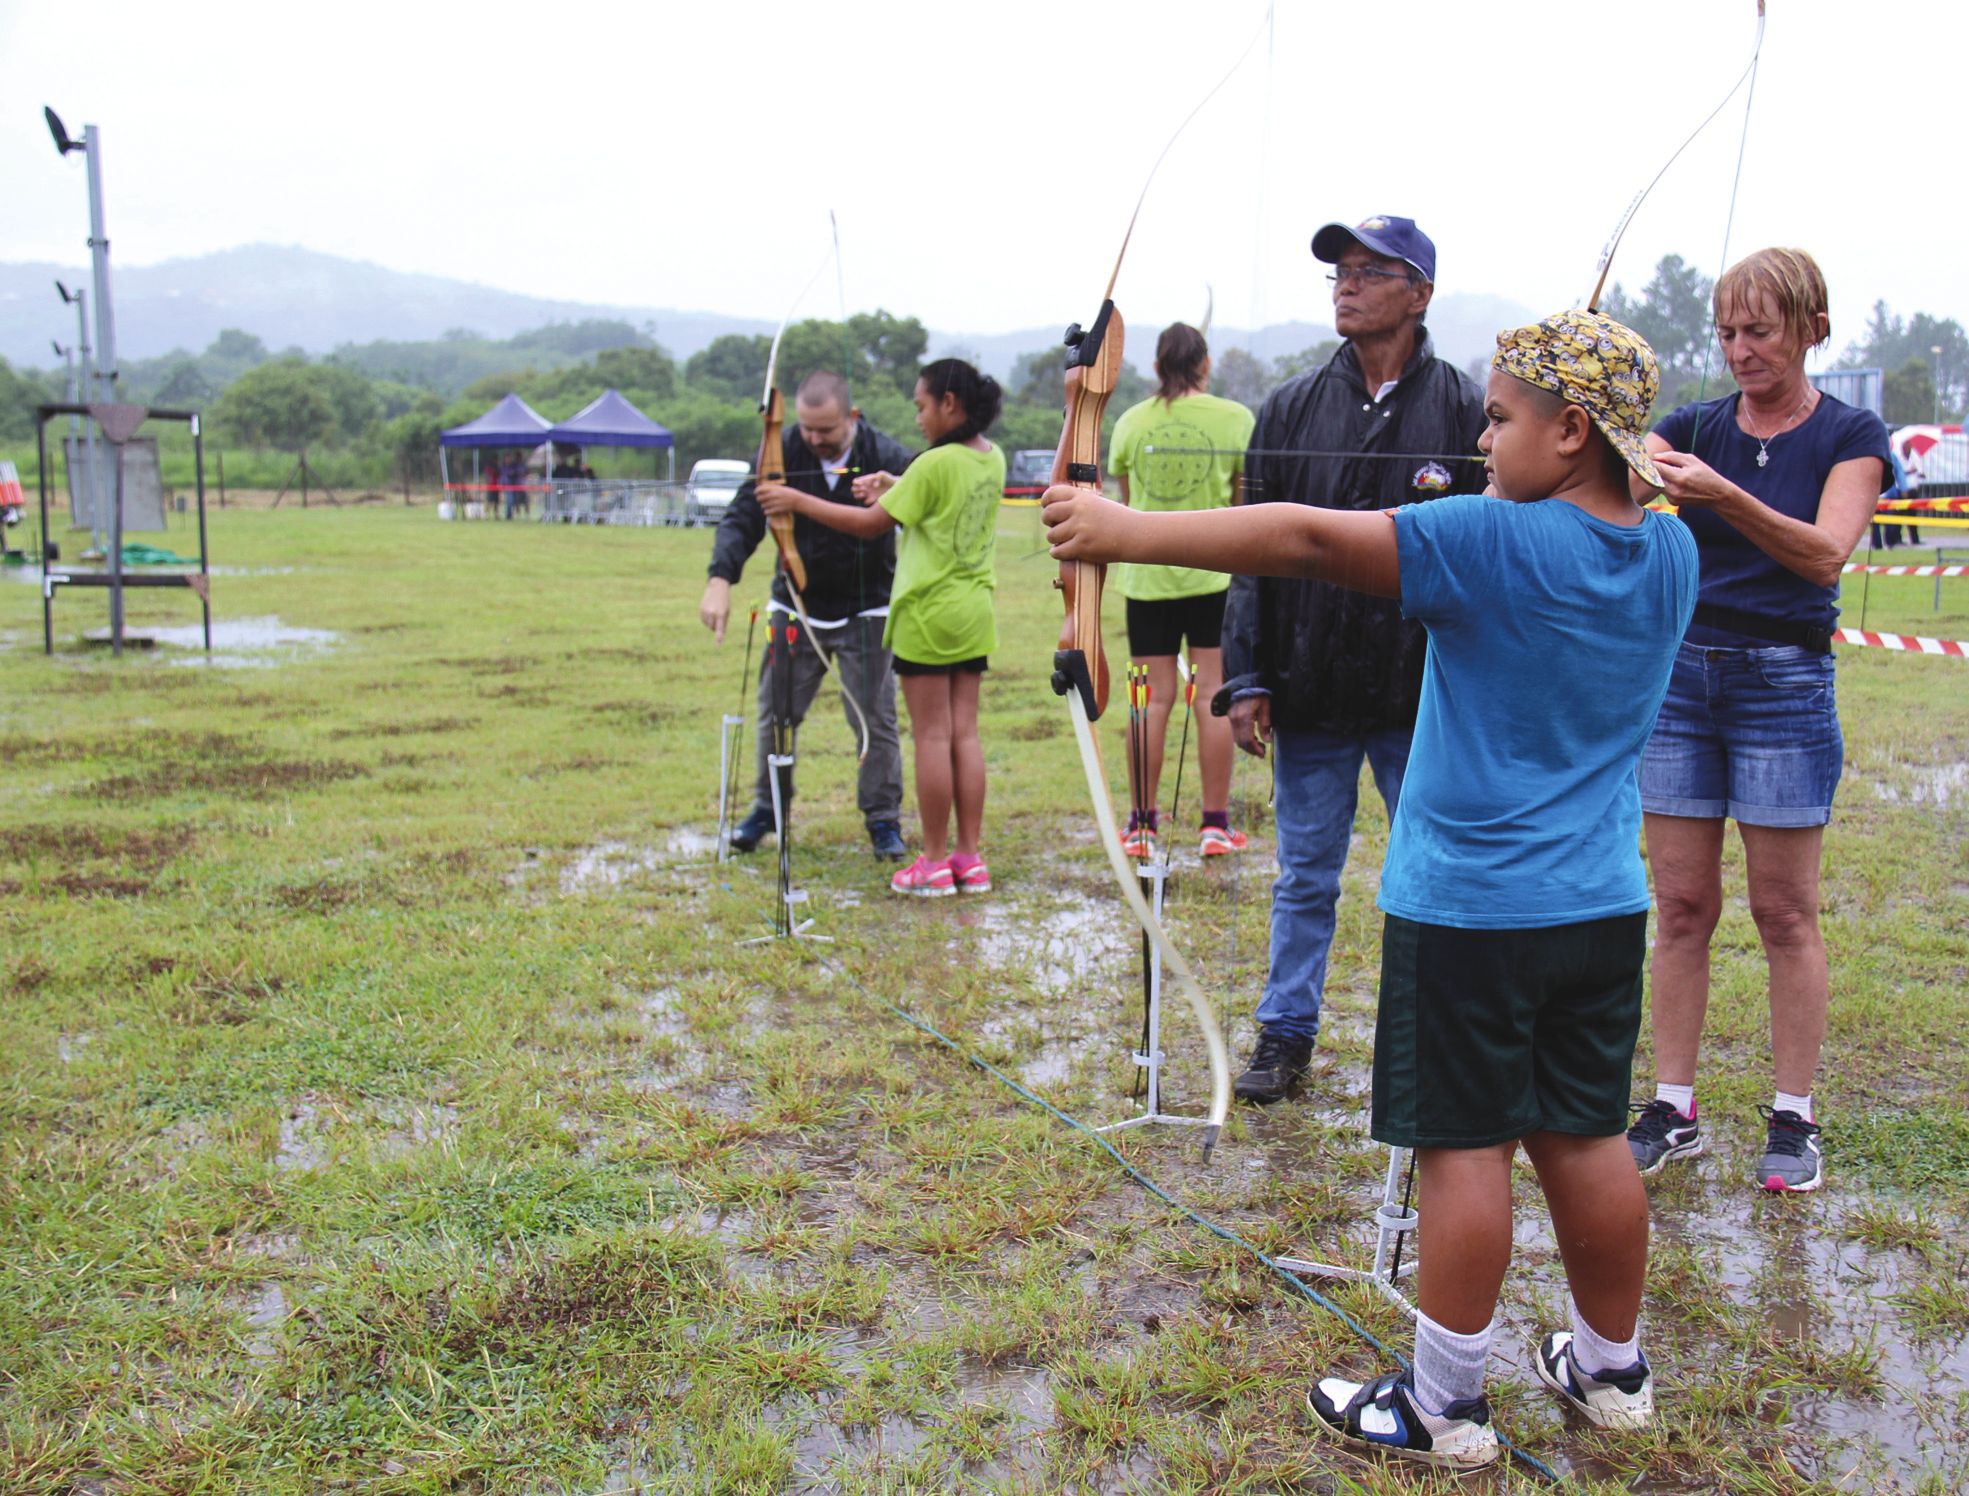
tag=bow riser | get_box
[759,386,807,592]
[1050,300,1126,721]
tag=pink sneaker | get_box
[1199,826,1249,857]
[950,854,991,893]
[890,855,955,897]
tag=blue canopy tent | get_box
[540,388,681,524]
[438,394,552,517]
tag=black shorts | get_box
[893,655,988,677]
[1124,591,1227,655]
[1371,911,1647,1149]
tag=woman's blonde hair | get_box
[1714,247,1831,354]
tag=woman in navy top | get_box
[1626,247,1891,1195]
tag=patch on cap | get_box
[1410,461,1452,494]
[1360,216,1388,230]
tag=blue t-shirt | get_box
[1380,493,1698,930]
[1653,393,1890,647]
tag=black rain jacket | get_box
[1214,333,1488,736]
[706,420,915,621]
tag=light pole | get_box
[46,106,118,560]
[1932,345,1944,425]
[55,279,104,553]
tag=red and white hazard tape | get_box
[1834,628,1968,657]
[1877,496,1969,513]
[1842,563,1968,578]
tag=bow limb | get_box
[1586,0,1766,311]
[1069,690,1230,1160]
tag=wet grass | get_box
[0,508,1964,1493]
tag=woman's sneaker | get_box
[1627,1098,1703,1175]
[1119,826,1158,860]
[951,856,991,894]
[890,856,954,897]
[1198,825,1249,856]
[1307,1369,1498,1471]
[1756,1106,1823,1192]
[1533,1332,1654,1430]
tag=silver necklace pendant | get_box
[1756,445,1770,468]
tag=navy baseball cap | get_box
[1311,215,1436,283]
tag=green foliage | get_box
[685,333,771,403]
[214,359,338,454]
[1840,302,1966,421]
[1883,356,1939,427]
[1601,254,1724,414]
[0,356,58,442]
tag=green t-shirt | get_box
[1107,391,1255,601]
[879,441,1005,664]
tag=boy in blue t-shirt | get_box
[1042,309,1698,1472]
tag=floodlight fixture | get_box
[56,279,75,304]
[44,106,80,156]
[52,340,66,359]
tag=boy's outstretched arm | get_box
[1042,484,1400,598]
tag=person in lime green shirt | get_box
[760,358,1005,898]
[1106,323,1256,860]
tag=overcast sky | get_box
[5,0,1963,366]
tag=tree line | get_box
[1,256,1961,493]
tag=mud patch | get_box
[1869,760,1969,808]
[326,716,477,740]
[94,756,365,802]
[276,1102,329,1173]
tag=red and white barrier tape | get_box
[1834,628,1968,657]
[1877,496,1969,513]
[1842,563,1968,577]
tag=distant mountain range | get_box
[0,243,1532,381]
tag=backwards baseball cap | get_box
[1492,310,1662,488]
[1310,215,1436,282]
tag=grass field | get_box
[2,505,1965,1494]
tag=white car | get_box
[685,458,751,525]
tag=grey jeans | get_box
[753,614,903,824]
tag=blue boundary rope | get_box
[819,952,1570,1486]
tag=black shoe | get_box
[728,806,775,854]
[1234,1026,1314,1104]
[867,819,907,859]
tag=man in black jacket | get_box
[1215,216,1488,1101]
[698,370,914,858]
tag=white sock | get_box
[1569,1296,1641,1376]
[1654,1082,1695,1118]
[1412,1310,1491,1412]
[1773,1089,1814,1122]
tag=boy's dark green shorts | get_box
[1371,911,1647,1150]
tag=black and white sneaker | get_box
[1533,1331,1654,1430]
[1756,1106,1823,1192]
[1307,1368,1499,1471]
[1627,1098,1703,1175]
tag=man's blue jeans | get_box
[1255,725,1411,1044]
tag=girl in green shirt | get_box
[760,359,1005,898]
[1106,323,1255,860]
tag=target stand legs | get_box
[1096,859,1211,1137]
[1275,1145,1420,1317]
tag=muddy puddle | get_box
[103,615,342,668]
[957,890,1130,992]
[1868,759,1969,808]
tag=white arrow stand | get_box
[1096,858,1211,1137]
[714,712,745,864]
[1275,1145,1420,1317]
[738,750,829,945]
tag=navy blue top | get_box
[1653,393,1891,647]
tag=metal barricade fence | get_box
[541,479,693,526]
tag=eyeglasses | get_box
[1326,265,1413,288]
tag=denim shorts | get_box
[1638,640,1842,827]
